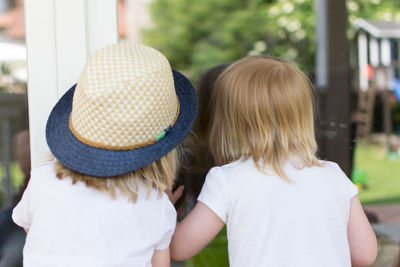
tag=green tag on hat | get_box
[155,131,166,141]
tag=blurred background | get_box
[0,0,400,266]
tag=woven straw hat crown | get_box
[69,43,179,150]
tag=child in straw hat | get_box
[170,55,377,266]
[12,43,197,267]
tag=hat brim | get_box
[46,69,198,177]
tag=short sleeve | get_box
[343,173,358,200]
[12,177,34,229]
[197,167,229,223]
[155,197,177,250]
[330,162,358,200]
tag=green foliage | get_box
[144,0,400,81]
[0,162,25,189]
[1,63,11,75]
[144,0,314,79]
[347,0,400,24]
[0,162,25,206]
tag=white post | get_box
[24,0,118,168]
[380,38,393,90]
[315,0,327,88]
[369,37,379,67]
[380,38,391,67]
[358,32,368,91]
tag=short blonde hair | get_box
[54,149,178,202]
[209,55,321,180]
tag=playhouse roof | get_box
[354,18,400,39]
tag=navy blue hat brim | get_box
[46,69,198,177]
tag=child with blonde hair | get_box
[12,43,197,267]
[170,55,377,266]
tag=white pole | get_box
[369,37,379,67]
[315,0,327,88]
[380,38,391,67]
[24,0,118,168]
[86,0,119,55]
[358,32,368,91]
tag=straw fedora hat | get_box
[46,43,198,177]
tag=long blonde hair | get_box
[54,149,178,202]
[209,55,321,181]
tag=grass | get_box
[354,143,400,205]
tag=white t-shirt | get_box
[12,161,176,267]
[198,158,357,267]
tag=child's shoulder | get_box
[207,158,253,178]
[303,160,351,185]
[316,160,346,175]
[30,160,57,182]
[32,159,56,173]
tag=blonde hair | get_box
[209,55,321,181]
[54,149,178,202]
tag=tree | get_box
[144,0,400,81]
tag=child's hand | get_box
[166,185,185,205]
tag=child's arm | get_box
[347,196,377,266]
[151,248,171,267]
[170,202,225,261]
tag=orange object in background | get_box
[367,64,374,81]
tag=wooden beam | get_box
[317,0,352,176]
